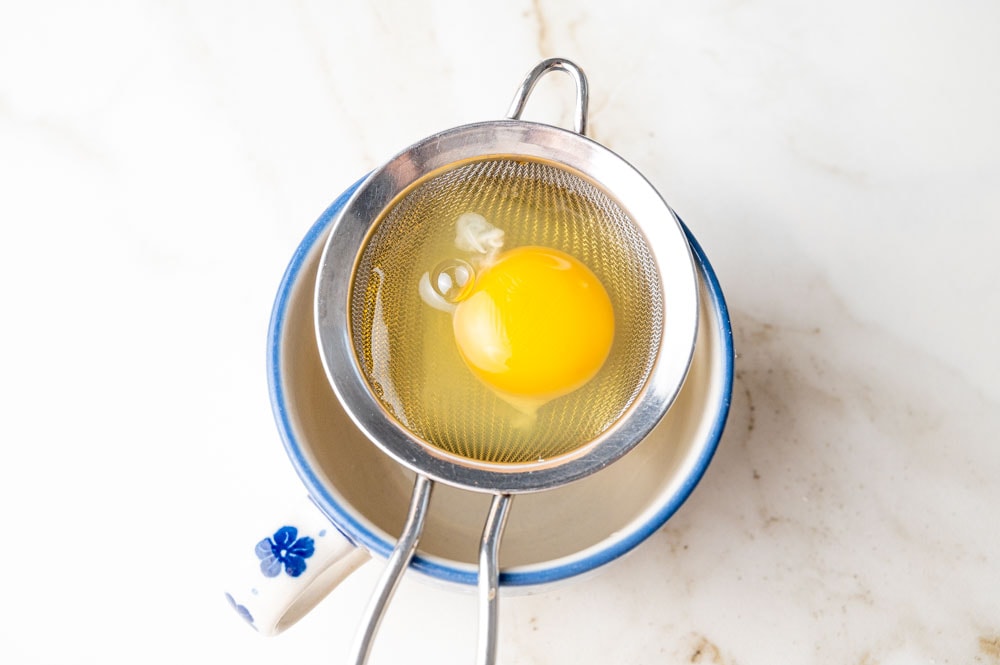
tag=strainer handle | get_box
[348,475,513,665]
[506,57,590,135]
[478,493,513,665]
[349,474,433,665]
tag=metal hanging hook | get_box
[506,57,590,135]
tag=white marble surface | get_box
[2,1,999,663]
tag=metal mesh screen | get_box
[349,158,663,465]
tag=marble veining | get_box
[1,1,997,664]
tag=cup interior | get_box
[270,189,733,588]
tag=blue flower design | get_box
[255,526,315,578]
[225,592,256,630]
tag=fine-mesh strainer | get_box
[315,58,699,664]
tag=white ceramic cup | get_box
[223,178,734,636]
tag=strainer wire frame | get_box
[314,58,699,665]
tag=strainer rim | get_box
[315,119,699,493]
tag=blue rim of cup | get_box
[267,176,734,587]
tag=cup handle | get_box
[223,497,370,636]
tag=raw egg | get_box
[452,246,614,414]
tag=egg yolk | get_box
[452,246,614,413]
